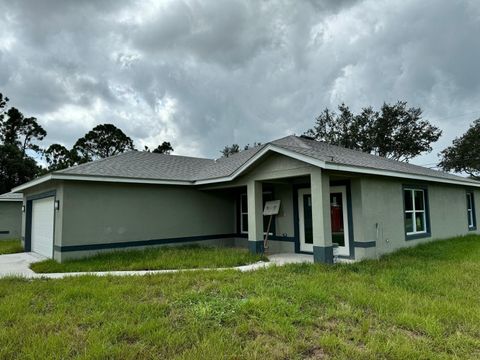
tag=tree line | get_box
[1,91,479,194]
[0,92,173,193]
[220,101,480,180]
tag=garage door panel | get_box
[31,197,54,258]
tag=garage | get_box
[31,197,55,258]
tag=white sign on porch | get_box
[263,200,281,216]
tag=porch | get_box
[206,162,357,264]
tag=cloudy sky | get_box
[1,0,480,166]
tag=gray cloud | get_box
[0,0,479,165]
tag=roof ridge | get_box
[139,151,214,162]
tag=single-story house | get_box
[12,135,480,263]
[0,192,23,240]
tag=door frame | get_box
[330,185,350,257]
[293,181,355,259]
[25,190,56,259]
[298,188,313,252]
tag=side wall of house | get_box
[357,176,480,259]
[0,202,22,240]
[58,181,236,261]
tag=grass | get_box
[1,235,480,359]
[0,239,23,255]
[30,245,268,273]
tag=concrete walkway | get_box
[0,252,313,279]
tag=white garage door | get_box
[31,197,55,258]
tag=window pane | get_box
[330,192,345,246]
[241,194,247,212]
[405,212,414,233]
[467,193,472,210]
[404,190,413,211]
[468,210,473,227]
[415,212,425,232]
[242,214,249,232]
[414,190,425,210]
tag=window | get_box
[239,191,275,235]
[467,192,476,230]
[240,193,248,233]
[404,188,429,237]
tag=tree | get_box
[0,93,43,191]
[221,144,240,157]
[0,107,46,156]
[43,144,79,171]
[73,124,135,162]
[0,144,38,193]
[144,141,174,154]
[220,142,262,158]
[439,119,480,179]
[305,101,442,162]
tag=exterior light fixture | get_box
[22,205,25,213]
[54,200,60,210]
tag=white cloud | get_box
[0,0,479,165]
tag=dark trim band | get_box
[26,190,57,202]
[313,245,334,264]
[235,233,295,242]
[354,241,376,248]
[248,240,264,254]
[0,230,10,235]
[54,233,238,252]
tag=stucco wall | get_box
[359,176,480,258]
[61,181,235,248]
[271,183,295,238]
[0,201,22,240]
[234,152,314,184]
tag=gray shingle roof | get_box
[58,152,215,181]
[0,192,23,201]
[271,136,479,184]
[51,135,479,186]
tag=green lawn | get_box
[1,235,480,359]
[0,239,23,255]
[30,245,268,273]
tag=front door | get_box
[330,186,350,256]
[298,188,313,252]
[298,186,350,255]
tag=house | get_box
[0,192,23,240]
[12,135,480,263]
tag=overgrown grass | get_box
[1,235,480,359]
[0,239,23,255]
[30,245,268,273]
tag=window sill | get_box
[406,232,431,241]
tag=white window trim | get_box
[405,188,428,236]
[240,193,248,234]
[467,192,475,228]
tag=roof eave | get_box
[12,173,194,192]
[11,145,480,191]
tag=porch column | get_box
[311,168,333,263]
[247,180,264,253]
